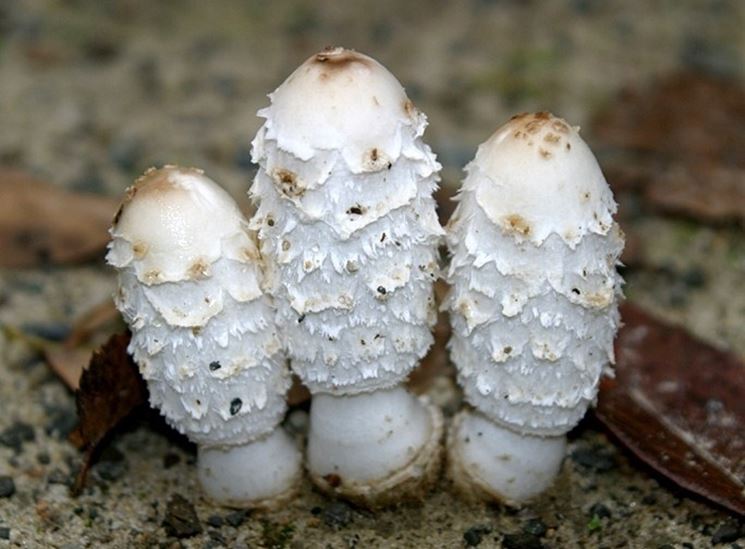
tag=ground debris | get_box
[162,494,202,538]
[0,169,118,268]
[596,303,745,517]
[69,332,147,495]
[592,71,745,225]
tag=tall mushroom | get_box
[107,166,301,508]
[445,112,624,504]
[249,47,444,506]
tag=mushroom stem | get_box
[198,428,302,509]
[448,410,566,504]
[308,384,443,506]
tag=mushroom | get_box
[249,47,445,506]
[445,112,624,504]
[107,166,301,508]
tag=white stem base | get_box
[447,410,566,505]
[197,428,302,509]
[308,384,443,507]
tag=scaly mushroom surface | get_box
[108,165,301,508]
[249,47,444,506]
[445,112,624,504]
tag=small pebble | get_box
[502,532,544,549]
[208,529,227,544]
[94,447,128,482]
[37,451,51,465]
[322,501,352,529]
[206,515,223,528]
[711,521,741,545]
[588,502,612,519]
[0,527,9,540]
[44,407,77,440]
[571,444,616,473]
[47,468,71,485]
[0,476,15,498]
[682,267,706,288]
[225,510,247,528]
[0,421,35,451]
[163,453,181,469]
[463,525,491,546]
[163,495,202,538]
[522,518,547,538]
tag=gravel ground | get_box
[1,1,744,547]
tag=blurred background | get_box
[0,1,744,547]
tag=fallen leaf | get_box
[65,299,120,348]
[70,332,147,495]
[596,303,745,516]
[0,169,118,268]
[43,346,91,392]
[592,71,745,224]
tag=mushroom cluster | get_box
[249,47,445,506]
[107,166,301,508]
[445,112,624,504]
[106,50,624,511]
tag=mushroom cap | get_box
[108,166,256,284]
[469,112,616,247]
[257,47,421,171]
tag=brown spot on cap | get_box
[539,148,553,159]
[404,99,417,118]
[502,214,531,236]
[543,133,560,144]
[188,258,211,279]
[313,47,371,70]
[551,119,570,134]
[272,168,305,198]
[132,241,148,258]
[143,269,162,284]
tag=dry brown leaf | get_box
[0,169,118,268]
[36,300,123,391]
[592,71,745,224]
[596,303,745,517]
[65,299,120,348]
[70,332,147,495]
[43,346,91,392]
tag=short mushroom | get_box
[445,112,624,504]
[249,47,445,506]
[107,166,301,508]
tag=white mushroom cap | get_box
[468,112,616,247]
[108,166,256,284]
[256,47,424,173]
